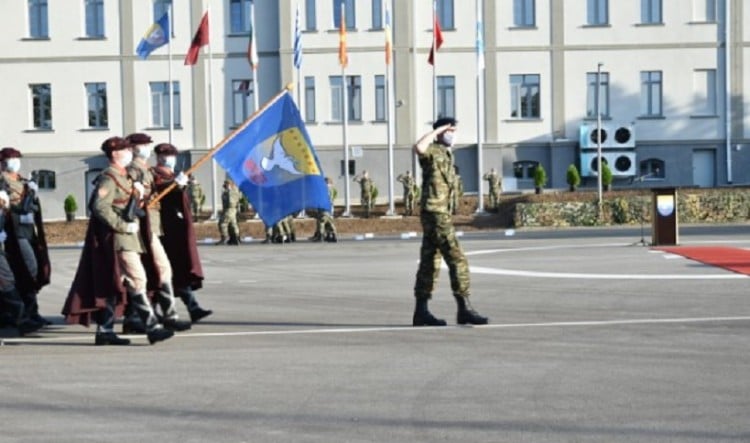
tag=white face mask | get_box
[116,150,133,168]
[163,156,177,169]
[136,145,151,159]
[442,132,455,147]
[5,158,20,173]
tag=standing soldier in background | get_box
[187,174,204,218]
[483,167,501,210]
[217,179,241,245]
[123,133,191,334]
[397,170,416,216]
[62,137,174,345]
[353,170,374,218]
[450,165,464,215]
[151,143,212,324]
[411,118,489,327]
[0,147,52,327]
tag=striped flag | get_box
[338,2,348,68]
[247,0,259,69]
[384,2,392,65]
[427,2,444,66]
[293,3,302,69]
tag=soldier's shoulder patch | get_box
[98,188,109,198]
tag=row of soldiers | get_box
[62,133,212,345]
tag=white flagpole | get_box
[207,3,218,220]
[432,0,437,121]
[385,0,395,216]
[251,0,260,113]
[167,5,174,144]
[475,0,486,213]
[341,3,351,217]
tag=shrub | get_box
[601,162,613,189]
[533,164,547,190]
[566,164,581,191]
[64,194,78,213]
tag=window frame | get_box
[85,82,108,129]
[304,0,316,31]
[329,75,362,122]
[509,74,540,119]
[513,160,539,180]
[84,0,105,37]
[374,75,386,121]
[371,0,383,29]
[28,0,49,39]
[231,79,254,127]
[436,75,456,120]
[692,69,717,116]
[586,0,609,26]
[149,81,181,128]
[436,0,455,29]
[229,0,252,34]
[30,83,52,130]
[640,0,662,24]
[640,71,663,117]
[513,0,535,27]
[31,169,56,190]
[304,76,316,122]
[586,72,610,119]
[333,0,356,29]
[639,158,665,179]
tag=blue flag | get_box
[136,12,170,59]
[214,92,330,227]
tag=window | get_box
[153,0,171,21]
[693,69,717,116]
[436,0,455,29]
[586,72,610,118]
[587,0,608,25]
[640,71,662,116]
[30,83,52,129]
[510,74,540,119]
[305,0,316,30]
[84,0,104,37]
[232,80,254,127]
[230,0,252,33]
[149,81,180,128]
[641,0,662,24]
[513,0,535,27]
[639,158,665,179]
[28,0,48,38]
[85,82,108,128]
[372,0,383,29]
[31,170,56,190]
[513,161,539,179]
[330,75,361,122]
[694,0,716,22]
[374,75,386,121]
[436,76,455,119]
[333,0,356,29]
[304,76,316,122]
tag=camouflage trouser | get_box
[219,209,239,238]
[191,199,201,216]
[404,193,415,215]
[316,212,337,236]
[488,189,499,209]
[361,194,372,216]
[413,211,470,300]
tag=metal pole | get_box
[596,62,603,216]
[385,0,395,216]
[475,0,485,214]
[207,4,218,219]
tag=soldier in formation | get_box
[217,179,241,245]
[397,170,416,216]
[187,174,204,218]
[353,170,374,218]
[483,167,502,210]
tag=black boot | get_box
[177,287,213,323]
[147,327,174,344]
[456,296,489,325]
[412,298,447,327]
[216,236,227,245]
[122,303,146,334]
[95,331,131,346]
[163,317,192,331]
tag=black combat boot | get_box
[216,236,227,245]
[122,303,146,334]
[95,331,131,346]
[147,327,174,344]
[455,296,489,325]
[412,298,447,327]
[176,287,213,323]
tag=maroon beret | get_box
[125,133,153,145]
[154,143,178,156]
[100,137,132,154]
[0,147,23,160]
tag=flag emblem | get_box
[136,13,170,59]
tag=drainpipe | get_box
[725,0,732,184]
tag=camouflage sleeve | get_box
[92,175,128,233]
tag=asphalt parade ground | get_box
[2,225,750,442]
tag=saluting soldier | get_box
[483,167,501,210]
[217,179,241,245]
[62,136,174,345]
[187,174,204,217]
[0,147,52,327]
[122,133,191,334]
[397,170,416,216]
[353,170,374,218]
[411,118,488,327]
[150,142,212,323]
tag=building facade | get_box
[1,0,748,220]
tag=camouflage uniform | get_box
[483,169,501,210]
[353,173,374,218]
[187,178,204,217]
[313,179,338,242]
[450,169,463,215]
[218,181,241,244]
[397,171,416,216]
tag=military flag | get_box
[427,2,444,66]
[136,12,170,59]
[184,12,209,65]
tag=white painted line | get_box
[468,265,744,279]
[4,316,749,345]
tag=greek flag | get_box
[293,3,302,69]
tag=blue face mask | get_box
[163,156,177,169]
[5,158,20,173]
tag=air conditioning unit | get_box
[606,152,637,176]
[580,151,637,177]
[610,124,635,149]
[579,124,610,149]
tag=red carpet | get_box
[656,246,750,275]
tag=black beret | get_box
[154,143,178,156]
[0,147,22,160]
[432,117,457,130]
[125,133,153,145]
[100,137,132,154]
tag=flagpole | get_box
[340,3,351,217]
[207,3,218,220]
[167,5,174,144]
[251,0,260,113]
[150,84,294,208]
[432,0,437,121]
[385,0,395,217]
[475,0,486,214]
